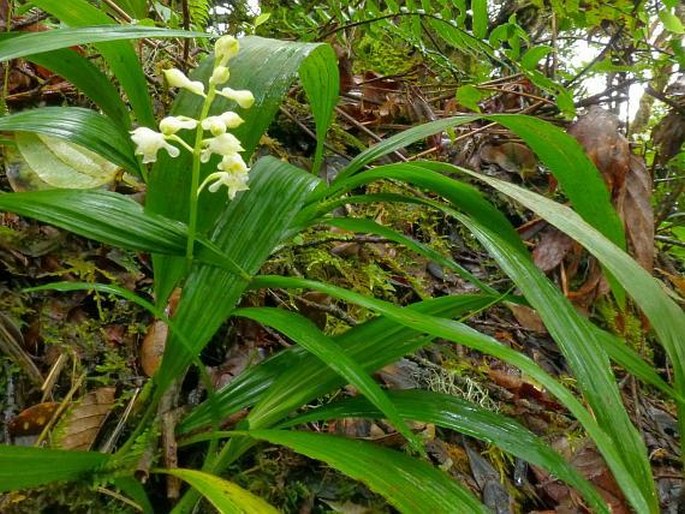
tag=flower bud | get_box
[163,68,206,97]
[159,115,198,135]
[209,66,230,86]
[215,35,239,67]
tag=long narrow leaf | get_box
[30,0,198,127]
[284,390,609,514]
[240,430,489,514]
[249,274,653,514]
[0,25,205,62]
[155,468,278,513]
[180,295,494,434]
[153,158,320,395]
[233,307,424,452]
[0,445,108,492]
[466,170,685,466]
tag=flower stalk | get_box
[128,35,254,275]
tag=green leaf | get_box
[152,157,320,395]
[0,189,188,255]
[14,132,119,189]
[327,162,654,511]
[155,468,279,513]
[323,216,494,293]
[241,430,489,514]
[284,390,609,514]
[520,45,552,70]
[465,170,685,478]
[472,0,488,38]
[0,25,204,62]
[0,445,108,492]
[0,107,139,176]
[249,275,652,513]
[455,84,484,113]
[0,32,129,128]
[233,307,424,453]
[147,37,336,298]
[180,295,494,435]
[659,10,685,34]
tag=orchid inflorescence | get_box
[129,35,255,200]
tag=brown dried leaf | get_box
[479,142,538,178]
[506,303,547,333]
[8,402,59,437]
[140,319,167,377]
[652,110,685,166]
[54,387,115,451]
[532,227,574,272]
[533,439,630,514]
[568,106,630,200]
[619,155,654,271]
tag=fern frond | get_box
[188,0,211,29]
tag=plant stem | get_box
[185,89,216,273]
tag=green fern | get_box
[188,0,211,29]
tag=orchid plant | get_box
[130,35,255,270]
[0,11,684,514]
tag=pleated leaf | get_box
[156,468,278,514]
[0,189,188,255]
[180,295,493,434]
[467,171,685,467]
[0,445,108,492]
[29,0,204,127]
[250,273,652,514]
[284,390,609,514]
[0,107,139,175]
[0,25,204,62]
[233,307,423,452]
[153,158,321,395]
[321,162,656,511]
[242,430,489,514]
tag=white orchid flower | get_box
[159,115,198,136]
[217,153,249,174]
[214,35,239,67]
[216,87,255,109]
[200,170,250,199]
[163,68,206,97]
[200,133,245,162]
[130,127,180,163]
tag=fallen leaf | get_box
[568,106,630,201]
[54,387,115,450]
[619,155,654,271]
[532,227,574,273]
[8,402,59,438]
[506,302,547,333]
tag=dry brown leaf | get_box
[479,141,538,178]
[506,303,547,333]
[140,319,167,377]
[568,106,630,201]
[619,155,654,271]
[532,227,574,273]
[54,387,115,450]
[8,402,59,438]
